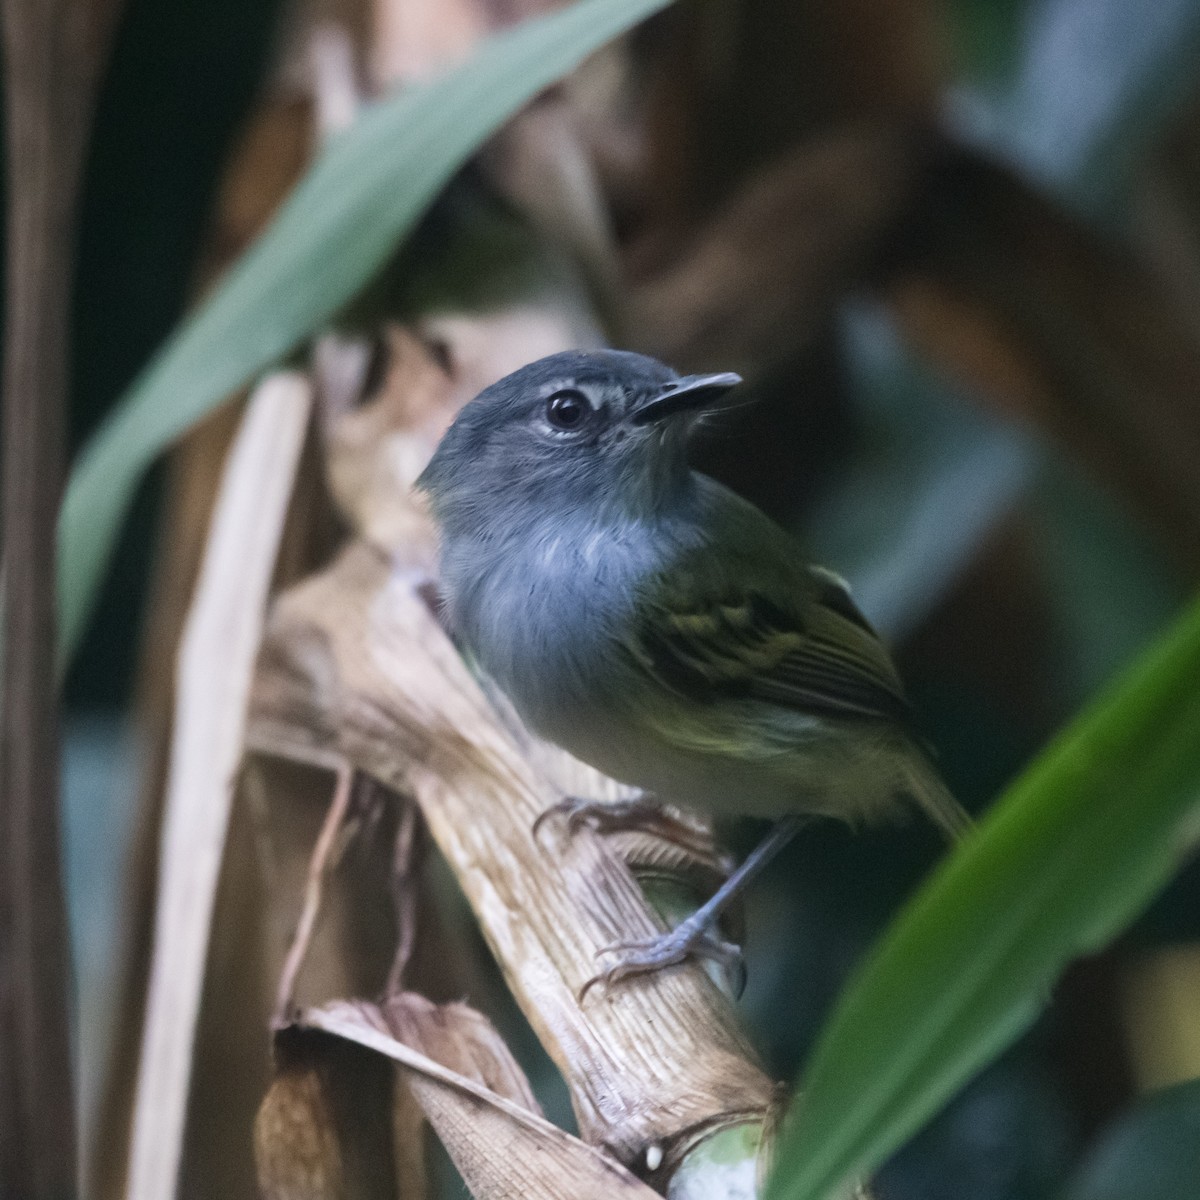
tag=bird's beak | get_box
[629,371,742,426]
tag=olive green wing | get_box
[626,564,912,728]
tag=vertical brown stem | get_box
[0,1,121,1196]
[272,763,356,1025]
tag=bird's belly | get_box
[527,693,904,825]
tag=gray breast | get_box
[443,519,643,732]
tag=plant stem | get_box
[0,0,120,1194]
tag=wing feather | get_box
[629,567,911,727]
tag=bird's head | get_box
[416,349,741,533]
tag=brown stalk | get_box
[385,798,423,995]
[0,0,122,1195]
[274,763,357,1025]
[126,373,311,1200]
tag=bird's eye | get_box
[545,389,589,430]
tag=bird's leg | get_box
[533,791,715,859]
[582,814,807,998]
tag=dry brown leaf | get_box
[255,1021,397,1200]
[323,326,459,559]
[381,990,542,1199]
[377,992,543,1114]
[259,993,648,1200]
[255,1056,349,1200]
[369,0,571,92]
[302,1002,663,1200]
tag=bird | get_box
[416,348,968,988]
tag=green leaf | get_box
[56,0,673,666]
[767,594,1200,1200]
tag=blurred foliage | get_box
[951,0,1200,215]
[878,1055,1072,1200]
[804,303,1036,642]
[1061,1079,1200,1200]
[950,0,1028,81]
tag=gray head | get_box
[416,349,740,536]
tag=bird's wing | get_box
[626,562,912,727]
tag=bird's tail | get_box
[903,751,973,843]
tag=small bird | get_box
[418,349,968,986]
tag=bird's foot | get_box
[580,913,745,1001]
[533,793,713,858]
[577,815,809,1000]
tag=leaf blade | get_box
[767,594,1200,1200]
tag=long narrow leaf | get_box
[768,594,1200,1200]
[56,0,672,665]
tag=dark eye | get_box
[545,389,589,430]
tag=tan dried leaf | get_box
[128,374,313,1200]
[255,1026,397,1200]
[377,992,543,1114]
[302,1002,662,1200]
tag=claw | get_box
[578,922,745,1001]
[531,795,595,840]
[576,817,808,1001]
[532,794,715,860]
